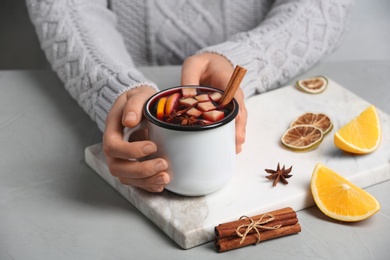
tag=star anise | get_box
[165,107,191,123]
[265,163,293,186]
[181,115,201,126]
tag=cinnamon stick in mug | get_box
[219,65,247,106]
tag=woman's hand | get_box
[181,53,247,153]
[103,86,170,192]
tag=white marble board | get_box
[85,79,390,249]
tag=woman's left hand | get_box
[181,53,247,153]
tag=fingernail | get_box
[124,111,137,122]
[152,186,164,192]
[142,144,156,154]
[155,175,168,185]
[154,161,167,172]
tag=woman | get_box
[26,0,355,192]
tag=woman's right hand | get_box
[103,86,170,192]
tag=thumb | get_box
[122,86,156,128]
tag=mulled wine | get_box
[149,86,234,127]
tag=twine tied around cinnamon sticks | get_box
[215,207,301,252]
[235,213,282,245]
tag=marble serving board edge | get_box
[85,78,390,249]
[85,145,210,248]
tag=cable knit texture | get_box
[26,0,355,132]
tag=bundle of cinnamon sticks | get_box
[215,207,301,252]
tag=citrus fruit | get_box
[156,97,167,119]
[281,125,323,152]
[290,113,333,135]
[311,163,380,222]
[334,105,381,154]
[296,76,328,94]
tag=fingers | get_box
[181,55,206,86]
[103,87,170,193]
[104,137,170,192]
[182,53,247,154]
[104,136,156,160]
[121,174,169,193]
[103,91,156,160]
[122,86,156,128]
[104,86,158,159]
[108,158,167,179]
[107,157,170,192]
[104,140,170,192]
[234,89,247,154]
[104,92,127,144]
[235,108,247,154]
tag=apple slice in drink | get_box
[186,107,202,117]
[203,110,225,122]
[180,97,198,107]
[195,94,210,102]
[209,92,222,102]
[165,93,181,115]
[197,101,216,112]
[182,88,197,97]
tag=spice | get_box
[281,125,324,152]
[214,207,301,252]
[165,107,190,124]
[265,163,293,186]
[296,76,328,94]
[219,65,247,106]
[180,115,204,126]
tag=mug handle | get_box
[122,120,148,142]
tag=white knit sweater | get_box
[26,0,355,132]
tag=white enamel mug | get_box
[123,86,239,196]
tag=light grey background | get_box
[1,1,389,259]
[0,0,49,69]
[1,0,389,68]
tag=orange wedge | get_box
[156,97,167,120]
[334,105,381,154]
[311,163,380,222]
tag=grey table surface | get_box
[1,1,390,259]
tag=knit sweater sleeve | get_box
[198,0,355,99]
[26,0,158,132]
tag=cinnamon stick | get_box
[219,65,247,106]
[215,207,296,238]
[215,223,301,252]
[216,216,298,238]
[214,207,301,252]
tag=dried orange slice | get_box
[290,113,333,135]
[296,76,328,94]
[311,163,380,222]
[334,105,381,154]
[281,125,323,152]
